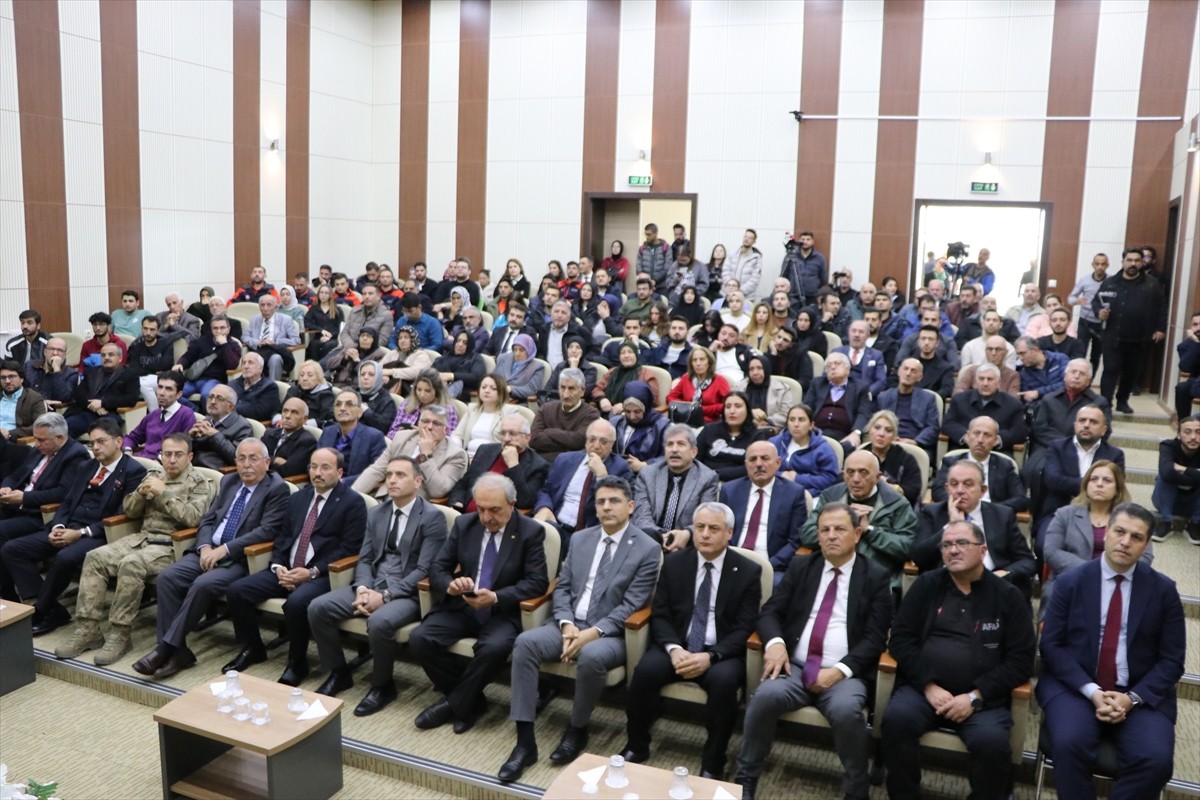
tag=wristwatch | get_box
[415,453,429,464]
[968,691,983,711]
[1125,691,1143,709]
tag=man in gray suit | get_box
[498,475,661,783]
[132,439,291,679]
[188,384,253,470]
[243,294,302,381]
[631,424,720,552]
[309,455,447,716]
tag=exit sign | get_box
[971,182,999,193]
[628,175,653,187]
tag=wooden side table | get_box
[153,673,344,800]
[543,753,743,799]
[0,600,36,697]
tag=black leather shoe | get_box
[316,667,353,698]
[153,648,197,679]
[619,746,648,764]
[132,650,167,676]
[1116,402,1134,414]
[737,777,757,800]
[354,684,398,717]
[414,698,454,730]
[549,727,588,764]
[221,646,267,673]
[453,697,489,734]
[277,661,309,687]
[700,769,722,780]
[498,745,538,783]
[31,606,70,636]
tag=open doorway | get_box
[911,201,1052,304]
[583,193,698,291]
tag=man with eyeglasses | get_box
[172,314,242,407]
[188,384,253,470]
[353,406,468,501]
[448,413,550,513]
[881,519,1036,800]
[23,337,76,406]
[55,433,213,666]
[0,359,47,443]
[318,390,386,485]
[534,419,632,554]
[132,439,289,679]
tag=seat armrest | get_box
[243,542,274,557]
[623,607,652,631]
[329,555,358,590]
[429,496,449,506]
[171,527,199,542]
[329,556,358,573]
[1012,681,1032,701]
[878,651,898,674]
[245,541,273,573]
[417,577,431,592]
[747,631,762,651]
[219,465,238,474]
[904,560,919,576]
[796,546,812,556]
[520,592,554,613]
[104,514,129,526]
[284,474,309,484]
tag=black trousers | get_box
[407,607,521,718]
[225,568,331,665]
[1175,377,1200,421]
[0,514,44,600]
[1100,338,1146,405]
[1076,319,1104,373]
[1,531,105,614]
[625,647,744,774]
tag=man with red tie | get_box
[1037,503,1184,799]
[733,503,893,800]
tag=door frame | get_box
[581,192,699,260]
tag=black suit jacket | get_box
[931,452,1029,513]
[70,365,140,416]
[484,324,529,357]
[52,455,147,530]
[193,472,290,561]
[649,548,761,663]
[261,427,317,478]
[912,501,1036,587]
[230,376,281,422]
[1,439,91,513]
[429,511,549,622]
[537,323,589,360]
[270,482,366,574]
[802,376,873,435]
[943,389,1028,453]
[757,552,893,679]
[447,444,550,510]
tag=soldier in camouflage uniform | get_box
[55,433,213,665]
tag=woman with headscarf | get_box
[356,359,396,435]
[737,354,794,433]
[304,284,342,362]
[277,286,307,325]
[188,287,214,328]
[438,285,469,334]
[792,308,828,358]
[541,334,598,404]
[696,390,771,481]
[592,341,661,416]
[325,325,389,387]
[494,332,543,403]
[433,329,486,398]
[387,368,460,437]
[612,381,668,471]
[379,325,434,396]
[670,285,706,329]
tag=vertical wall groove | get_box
[868,0,922,287]
[398,0,430,275]
[233,0,261,284]
[454,0,488,272]
[793,0,842,251]
[649,0,689,193]
[285,0,309,279]
[13,0,70,330]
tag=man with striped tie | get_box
[498,476,660,784]
[131,439,289,679]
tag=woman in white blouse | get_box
[454,373,525,459]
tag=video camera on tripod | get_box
[944,241,971,279]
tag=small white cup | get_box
[251,701,270,726]
[216,689,235,714]
[232,696,251,722]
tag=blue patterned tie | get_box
[585,537,615,626]
[475,532,499,622]
[686,562,714,652]
[217,487,250,545]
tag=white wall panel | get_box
[0,199,28,320]
[424,0,459,266]
[59,33,102,124]
[0,109,20,203]
[61,120,106,207]
[58,0,99,40]
[65,204,107,289]
[613,0,655,190]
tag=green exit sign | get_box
[971,182,999,193]
[628,175,653,187]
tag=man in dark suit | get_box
[734,503,894,800]
[622,502,762,779]
[912,460,1036,598]
[132,439,291,679]
[1037,404,1125,542]
[447,413,549,512]
[1028,358,1111,455]
[631,424,720,549]
[484,303,532,357]
[500,476,660,783]
[188,384,253,470]
[931,416,1028,513]
[222,447,367,685]
[0,417,146,633]
[0,412,90,557]
[942,364,1028,455]
[720,441,807,577]
[875,359,941,462]
[229,351,280,422]
[803,353,873,452]
[64,342,140,438]
[308,456,448,715]
[533,419,632,553]
[318,390,386,485]
[1037,503,1185,800]
[408,473,549,735]
[262,397,318,478]
[832,320,887,397]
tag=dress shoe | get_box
[453,698,489,734]
[549,726,588,764]
[221,646,267,674]
[316,667,354,698]
[414,698,454,730]
[154,648,197,679]
[354,684,398,717]
[737,777,757,800]
[31,605,70,636]
[700,769,722,780]
[131,650,167,676]
[497,745,538,783]
[277,661,309,687]
[1116,402,1134,414]
[619,746,648,764]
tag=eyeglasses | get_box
[940,539,982,551]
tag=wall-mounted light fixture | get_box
[269,139,280,152]
[1188,132,1199,153]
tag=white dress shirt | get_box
[208,481,259,547]
[768,554,857,679]
[665,549,726,652]
[557,457,592,524]
[1073,437,1102,479]
[568,525,629,624]
[738,480,774,559]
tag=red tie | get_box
[851,349,861,366]
[30,454,53,486]
[1097,575,1124,691]
[575,471,594,529]
[742,489,764,551]
[802,567,842,687]
[291,496,323,569]
[89,466,108,487]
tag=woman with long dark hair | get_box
[601,240,629,284]
[304,284,342,362]
[696,391,771,480]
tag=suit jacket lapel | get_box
[491,513,521,578]
[1127,562,1150,643]
[1083,560,1103,657]
[714,549,736,619]
[399,499,423,566]
[846,557,864,633]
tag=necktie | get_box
[661,474,683,531]
[575,469,594,529]
[160,409,168,423]
[475,532,499,622]
[218,487,250,545]
[291,495,324,569]
[742,489,765,551]
[686,562,715,652]
[89,466,109,487]
[585,537,615,626]
[851,349,861,366]
[1097,575,1124,691]
[802,567,842,687]
[388,508,404,552]
[30,454,53,486]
